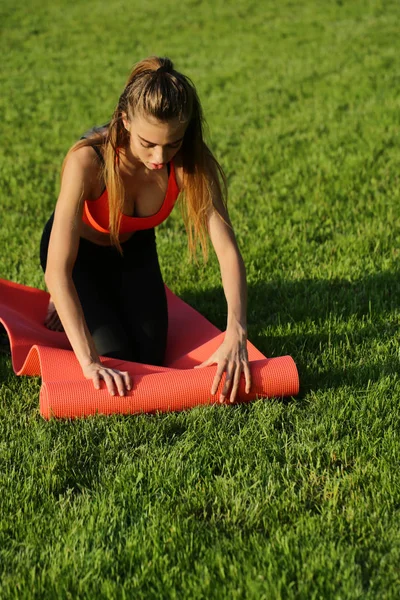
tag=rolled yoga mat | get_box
[0,278,299,419]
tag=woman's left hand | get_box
[195,328,252,403]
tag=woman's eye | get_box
[140,142,181,149]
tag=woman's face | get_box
[123,113,187,171]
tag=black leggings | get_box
[40,214,168,365]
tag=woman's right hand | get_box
[82,362,132,396]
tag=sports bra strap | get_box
[80,125,106,165]
[91,145,105,164]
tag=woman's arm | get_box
[195,193,252,403]
[44,148,131,396]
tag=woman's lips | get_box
[150,163,164,170]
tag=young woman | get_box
[40,56,251,403]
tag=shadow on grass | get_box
[178,270,400,396]
[1,271,398,423]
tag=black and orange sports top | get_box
[80,128,180,234]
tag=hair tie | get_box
[157,64,170,74]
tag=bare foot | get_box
[44,298,64,332]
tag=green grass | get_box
[1,0,400,597]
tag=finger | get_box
[92,372,101,390]
[112,371,126,396]
[101,371,116,396]
[44,310,53,324]
[211,363,226,396]
[45,309,58,324]
[51,316,63,332]
[229,364,242,403]
[243,361,252,394]
[220,363,235,403]
[194,355,216,369]
[45,313,58,328]
[49,315,62,331]
[122,371,132,391]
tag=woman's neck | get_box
[117,147,144,176]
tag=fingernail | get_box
[119,391,124,396]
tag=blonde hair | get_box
[63,56,227,257]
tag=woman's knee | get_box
[91,324,136,362]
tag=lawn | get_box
[1,0,400,598]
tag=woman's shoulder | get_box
[62,145,104,201]
[66,145,103,171]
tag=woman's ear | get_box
[121,112,130,132]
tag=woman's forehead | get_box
[132,114,187,144]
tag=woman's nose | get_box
[153,147,167,164]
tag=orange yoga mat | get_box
[0,278,299,419]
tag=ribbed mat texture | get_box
[0,278,299,418]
